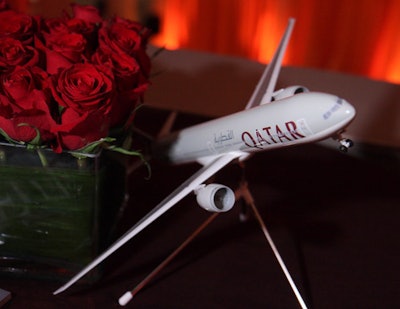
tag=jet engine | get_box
[272,85,309,101]
[195,184,235,212]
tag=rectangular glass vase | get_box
[0,142,125,282]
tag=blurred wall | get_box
[149,0,400,84]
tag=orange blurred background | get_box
[8,0,400,84]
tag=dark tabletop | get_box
[1,107,399,309]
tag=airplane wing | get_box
[245,18,295,110]
[53,151,244,295]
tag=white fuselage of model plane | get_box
[157,92,355,166]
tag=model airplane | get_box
[54,18,356,305]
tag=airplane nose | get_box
[340,98,356,122]
[323,97,355,125]
[313,95,356,136]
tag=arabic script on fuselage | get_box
[214,130,234,145]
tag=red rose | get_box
[50,63,115,114]
[98,18,151,76]
[42,17,70,34]
[92,46,142,91]
[98,22,142,55]
[92,46,150,127]
[45,32,86,62]
[37,32,87,74]
[0,66,55,144]
[0,65,49,102]
[43,14,99,55]
[0,10,37,45]
[50,63,116,150]
[53,106,109,151]
[64,18,99,54]
[94,18,151,92]
[0,37,40,72]
[0,90,56,144]
[71,3,102,25]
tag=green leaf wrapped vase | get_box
[0,143,125,282]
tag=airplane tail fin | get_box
[245,18,295,110]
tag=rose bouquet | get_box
[0,1,151,162]
[0,1,153,281]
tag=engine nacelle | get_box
[271,85,309,101]
[195,184,235,213]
